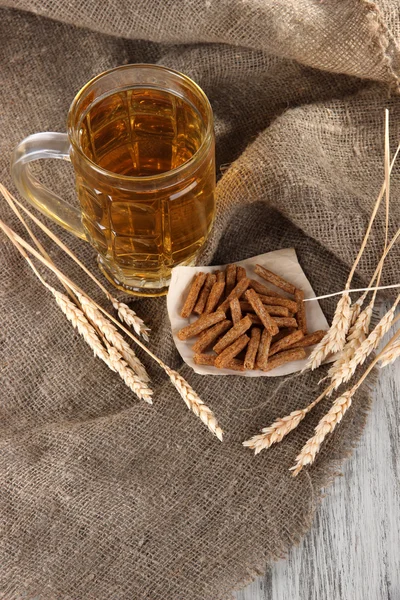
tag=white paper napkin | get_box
[167,248,329,376]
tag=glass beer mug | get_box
[11,65,216,296]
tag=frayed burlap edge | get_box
[361,0,400,93]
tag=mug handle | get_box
[10,132,87,241]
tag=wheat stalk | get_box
[0,184,150,340]
[164,366,223,441]
[242,386,328,453]
[359,224,400,299]
[336,223,400,312]
[305,114,396,373]
[304,293,352,370]
[0,219,223,441]
[77,293,149,382]
[344,114,399,290]
[307,250,400,303]
[384,110,391,252]
[106,346,153,404]
[327,116,392,391]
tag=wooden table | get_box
[236,313,400,600]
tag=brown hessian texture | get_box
[1,1,400,598]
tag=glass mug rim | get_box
[67,63,214,185]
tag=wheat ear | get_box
[0,220,223,441]
[77,293,149,383]
[291,320,400,476]
[0,184,150,340]
[106,346,153,404]
[327,254,386,393]
[164,366,223,441]
[290,390,354,476]
[344,300,399,379]
[54,293,152,404]
[52,290,116,365]
[1,222,156,404]
[244,309,399,456]
[304,293,352,370]
[112,300,150,341]
[379,337,400,367]
[326,304,372,393]
[242,387,331,454]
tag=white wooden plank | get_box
[236,309,400,600]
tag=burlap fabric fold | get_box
[1,2,400,599]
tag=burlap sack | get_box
[1,2,399,598]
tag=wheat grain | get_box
[164,366,223,441]
[290,389,354,476]
[304,333,334,371]
[107,347,153,404]
[113,300,150,341]
[78,293,149,382]
[349,295,366,325]
[304,293,351,370]
[347,304,373,342]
